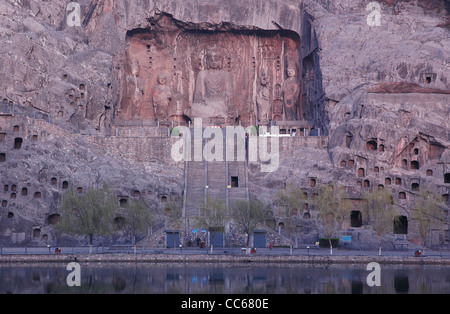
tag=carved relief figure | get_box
[256,73,271,124]
[188,47,236,124]
[282,64,300,120]
[272,83,283,121]
[125,60,144,119]
[152,73,172,121]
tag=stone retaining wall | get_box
[1,253,449,265]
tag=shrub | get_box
[318,238,340,248]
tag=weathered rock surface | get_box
[0,0,449,248]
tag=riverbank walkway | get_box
[0,246,449,265]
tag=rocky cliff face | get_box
[0,0,449,248]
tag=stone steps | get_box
[183,128,248,219]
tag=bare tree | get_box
[164,196,183,249]
[230,199,268,249]
[363,187,397,255]
[411,188,445,255]
[122,198,158,253]
[314,183,350,255]
[56,183,116,253]
[195,196,228,253]
[274,184,307,254]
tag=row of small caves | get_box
[338,138,450,201]
[2,178,171,242]
[1,124,173,240]
[1,126,449,238]
[1,178,170,221]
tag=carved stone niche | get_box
[116,14,303,126]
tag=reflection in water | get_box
[394,275,410,294]
[0,263,448,294]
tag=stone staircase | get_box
[184,128,248,222]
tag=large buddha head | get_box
[205,47,223,70]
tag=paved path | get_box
[1,246,449,258]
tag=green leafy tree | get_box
[363,187,397,255]
[56,183,116,253]
[314,183,350,255]
[274,184,307,254]
[195,196,228,253]
[230,198,267,249]
[411,188,445,254]
[122,198,158,252]
[164,196,183,249]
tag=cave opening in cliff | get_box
[350,210,362,227]
[399,192,406,200]
[385,177,391,185]
[33,228,41,239]
[394,215,408,234]
[62,181,69,189]
[444,173,450,183]
[119,197,128,207]
[410,160,419,170]
[0,153,5,162]
[231,176,239,188]
[411,183,419,191]
[47,214,60,225]
[14,137,22,149]
[1,200,7,207]
[118,14,320,128]
[21,187,27,196]
[358,168,365,177]
[366,140,377,151]
[401,159,408,168]
[443,194,449,202]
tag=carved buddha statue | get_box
[282,65,300,121]
[152,73,172,121]
[187,47,236,124]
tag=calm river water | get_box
[0,263,449,294]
